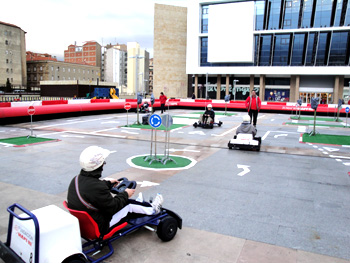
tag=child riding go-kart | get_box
[0,177,182,263]
[228,115,261,151]
[193,104,223,129]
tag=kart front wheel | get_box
[157,216,178,242]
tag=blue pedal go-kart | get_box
[0,178,182,263]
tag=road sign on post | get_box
[124,103,131,126]
[144,114,162,165]
[27,106,35,138]
[28,105,35,115]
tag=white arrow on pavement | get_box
[237,164,250,176]
[137,181,160,187]
[189,131,206,135]
[61,135,85,138]
[274,134,288,138]
[323,147,339,152]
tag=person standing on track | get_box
[159,92,167,114]
[245,90,261,127]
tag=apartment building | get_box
[64,41,102,67]
[27,60,100,91]
[103,44,127,93]
[0,21,27,90]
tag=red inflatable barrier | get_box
[42,100,68,105]
[0,102,11,107]
[91,99,110,103]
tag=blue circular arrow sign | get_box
[149,114,162,128]
[346,107,349,113]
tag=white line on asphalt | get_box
[92,128,119,133]
[343,162,350,166]
[211,125,240,137]
[262,131,270,141]
[335,159,342,162]
[120,130,139,135]
[329,155,350,160]
[35,117,115,129]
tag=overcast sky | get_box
[1,0,188,60]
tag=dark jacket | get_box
[67,169,129,235]
[204,109,215,120]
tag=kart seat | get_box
[63,201,128,241]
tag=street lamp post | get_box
[233,79,239,101]
[129,54,144,125]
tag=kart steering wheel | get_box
[111,177,137,194]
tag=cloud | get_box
[1,0,187,59]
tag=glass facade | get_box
[199,0,350,67]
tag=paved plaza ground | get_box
[0,109,349,262]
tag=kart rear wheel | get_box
[157,216,178,242]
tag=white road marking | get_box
[211,125,240,137]
[120,130,139,135]
[189,131,206,136]
[323,147,339,152]
[61,135,85,138]
[137,181,160,187]
[101,121,120,124]
[237,165,250,176]
[262,131,270,141]
[297,126,306,132]
[343,162,350,166]
[274,134,288,138]
[329,155,350,160]
[35,117,115,129]
[168,148,200,153]
[92,128,119,133]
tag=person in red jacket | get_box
[159,92,167,114]
[245,90,261,127]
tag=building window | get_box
[5,50,8,54]
[57,67,60,71]
[6,59,8,64]
[255,1,265,30]
[5,40,9,45]
[40,76,43,81]
[314,0,333,27]
[52,75,54,80]
[273,34,291,66]
[27,67,31,72]
[63,67,65,72]
[282,0,300,29]
[40,66,43,71]
[329,31,349,65]
[267,0,282,30]
[305,32,318,66]
[6,68,9,73]
[291,33,306,66]
[315,32,330,66]
[201,5,209,33]
[87,70,90,74]
[259,35,273,66]
[4,30,7,36]
[34,76,37,81]
[34,67,36,72]
[51,66,54,71]
[301,0,314,28]
[68,68,70,72]
[83,70,85,74]
[73,68,76,73]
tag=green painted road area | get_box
[302,133,350,145]
[0,136,58,146]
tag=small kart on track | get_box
[0,178,182,263]
[228,133,261,151]
[193,120,223,129]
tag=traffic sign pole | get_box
[124,103,131,127]
[346,107,349,127]
[27,106,36,138]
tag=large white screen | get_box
[208,1,255,63]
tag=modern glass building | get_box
[186,0,350,103]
